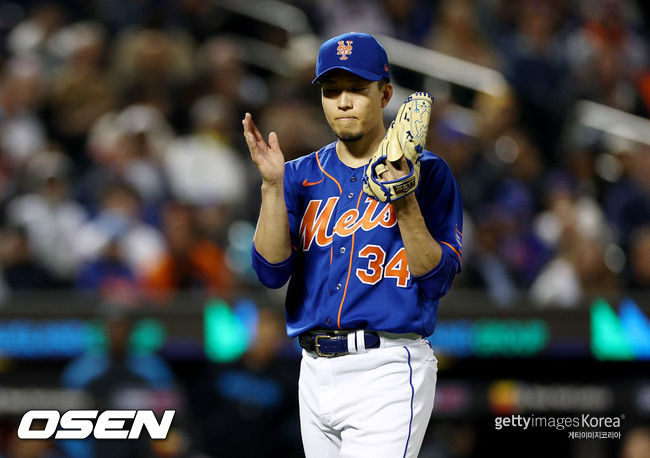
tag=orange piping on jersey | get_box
[330,245,333,265]
[316,150,342,195]
[440,241,462,265]
[337,190,363,328]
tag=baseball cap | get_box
[312,32,390,84]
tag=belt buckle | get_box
[314,335,337,357]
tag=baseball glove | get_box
[363,92,433,202]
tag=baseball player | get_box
[243,32,463,457]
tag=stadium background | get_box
[0,0,649,456]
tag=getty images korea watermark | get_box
[494,414,625,439]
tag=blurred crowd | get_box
[0,0,648,308]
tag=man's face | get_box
[320,70,388,142]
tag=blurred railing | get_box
[376,34,509,97]
[574,100,650,146]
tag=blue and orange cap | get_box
[312,32,390,84]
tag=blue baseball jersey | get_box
[252,141,463,338]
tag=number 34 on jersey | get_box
[299,196,411,288]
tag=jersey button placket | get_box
[329,184,356,325]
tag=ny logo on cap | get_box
[336,40,353,60]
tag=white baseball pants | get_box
[298,334,437,457]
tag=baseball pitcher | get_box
[244,32,463,457]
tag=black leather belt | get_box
[299,330,380,357]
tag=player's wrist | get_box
[261,179,284,193]
[392,192,417,214]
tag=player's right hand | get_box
[242,113,285,187]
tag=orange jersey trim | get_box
[440,241,462,264]
[316,150,342,195]
[337,190,363,328]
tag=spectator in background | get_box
[6,149,87,281]
[428,106,488,215]
[533,171,608,253]
[427,0,501,69]
[573,42,645,115]
[500,129,545,199]
[164,93,259,239]
[76,239,139,305]
[164,95,247,208]
[491,179,549,287]
[270,34,327,112]
[0,265,7,303]
[61,312,174,390]
[442,90,520,215]
[530,234,618,307]
[530,168,617,309]
[443,123,548,292]
[529,238,587,308]
[256,99,332,162]
[0,0,646,310]
[60,309,178,458]
[0,56,47,168]
[0,149,13,206]
[74,181,165,280]
[81,103,173,218]
[195,36,269,115]
[603,143,650,249]
[166,0,225,43]
[5,1,67,74]
[461,206,520,306]
[0,225,61,291]
[110,26,195,121]
[314,0,393,42]
[47,21,115,173]
[110,105,171,209]
[190,307,301,457]
[91,0,168,32]
[381,0,434,46]
[566,0,648,115]
[61,309,175,391]
[498,0,573,165]
[563,147,600,199]
[143,200,233,302]
[473,89,520,153]
[627,225,650,290]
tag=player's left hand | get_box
[363,92,433,203]
[377,154,410,183]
